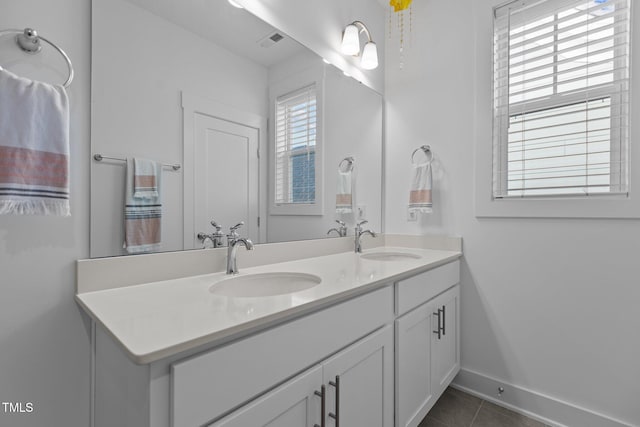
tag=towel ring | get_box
[339,156,355,172]
[0,28,74,88]
[411,145,433,165]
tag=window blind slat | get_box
[508,8,626,52]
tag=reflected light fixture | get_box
[227,0,244,8]
[340,21,378,70]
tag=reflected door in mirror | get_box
[192,113,259,248]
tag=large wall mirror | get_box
[90,0,383,258]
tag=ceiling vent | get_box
[258,31,285,48]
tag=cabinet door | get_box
[431,285,460,397]
[322,325,394,427]
[395,303,436,427]
[209,365,323,427]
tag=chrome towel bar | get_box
[93,154,181,171]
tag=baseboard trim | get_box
[451,368,635,427]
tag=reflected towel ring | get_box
[0,28,74,88]
[339,156,355,172]
[411,145,433,166]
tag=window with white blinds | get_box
[493,0,631,198]
[274,84,317,205]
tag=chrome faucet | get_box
[327,219,348,237]
[197,220,225,248]
[354,220,376,253]
[226,222,254,274]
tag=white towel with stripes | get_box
[0,67,70,215]
[408,162,433,214]
[124,158,162,253]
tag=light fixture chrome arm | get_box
[348,21,373,43]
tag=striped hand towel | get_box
[408,162,433,214]
[133,158,159,199]
[124,158,162,254]
[336,169,353,213]
[0,67,70,215]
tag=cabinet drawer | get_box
[171,285,393,427]
[395,260,459,315]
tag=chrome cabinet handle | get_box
[328,375,340,427]
[433,308,443,340]
[441,305,446,336]
[314,385,326,427]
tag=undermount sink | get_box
[360,251,422,261]
[210,272,321,297]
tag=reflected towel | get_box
[0,67,70,215]
[408,162,433,214]
[124,158,162,253]
[336,169,353,213]
[133,158,159,199]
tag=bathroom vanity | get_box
[76,236,461,427]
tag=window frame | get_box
[269,68,324,216]
[494,0,629,198]
[475,0,640,218]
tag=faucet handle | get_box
[230,221,244,232]
[357,219,368,227]
[335,219,346,226]
[228,221,244,238]
[210,220,222,232]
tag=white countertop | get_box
[76,247,461,364]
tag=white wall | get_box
[385,1,640,425]
[0,1,91,426]
[91,0,269,257]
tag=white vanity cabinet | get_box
[212,325,394,427]
[94,285,395,427]
[430,286,460,396]
[321,325,393,426]
[395,261,460,427]
[208,365,323,427]
[89,255,461,427]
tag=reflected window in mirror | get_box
[271,81,324,215]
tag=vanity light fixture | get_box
[340,21,378,70]
[227,0,244,8]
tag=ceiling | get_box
[125,0,308,67]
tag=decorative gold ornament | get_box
[389,0,412,12]
[389,0,412,69]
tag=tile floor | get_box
[419,387,552,427]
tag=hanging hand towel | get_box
[408,161,433,214]
[133,158,159,199]
[0,68,70,215]
[124,158,162,254]
[336,169,353,214]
